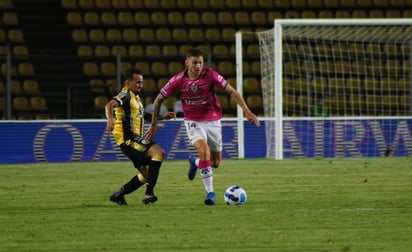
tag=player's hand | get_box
[246,111,260,127]
[106,120,114,132]
[144,124,158,141]
[162,112,177,120]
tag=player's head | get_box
[123,68,143,94]
[185,48,204,78]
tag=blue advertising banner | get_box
[0,119,411,164]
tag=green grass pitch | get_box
[1,158,412,251]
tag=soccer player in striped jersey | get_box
[105,68,176,205]
[145,48,260,205]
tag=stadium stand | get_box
[0,0,411,118]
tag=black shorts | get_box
[120,137,155,168]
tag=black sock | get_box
[117,175,145,196]
[145,160,161,195]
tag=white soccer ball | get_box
[224,185,247,205]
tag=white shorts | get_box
[184,120,223,152]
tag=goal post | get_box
[236,19,412,159]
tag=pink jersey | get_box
[160,66,228,121]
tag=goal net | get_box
[247,19,412,159]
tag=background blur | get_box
[1,0,411,119]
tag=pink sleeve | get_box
[160,74,179,97]
[211,69,228,90]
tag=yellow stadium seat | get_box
[218,61,235,76]
[155,28,172,42]
[72,29,88,42]
[162,45,178,57]
[128,0,144,8]
[89,29,105,42]
[201,12,217,25]
[111,0,127,9]
[167,11,184,25]
[205,28,221,42]
[94,96,109,111]
[168,61,183,73]
[188,28,204,42]
[13,45,29,58]
[251,11,267,25]
[95,45,110,57]
[222,28,236,42]
[13,96,31,112]
[144,0,160,9]
[160,0,176,8]
[61,0,77,9]
[118,12,134,25]
[146,45,161,57]
[151,62,168,75]
[101,12,117,25]
[139,28,155,42]
[8,29,24,43]
[307,0,323,7]
[184,11,200,26]
[83,12,100,26]
[134,12,151,25]
[151,11,167,25]
[234,11,250,25]
[111,45,127,57]
[176,0,192,9]
[218,12,234,25]
[78,0,95,9]
[30,96,48,111]
[18,62,35,77]
[212,44,229,58]
[100,62,116,76]
[134,62,151,75]
[122,28,138,42]
[95,0,111,9]
[291,0,306,7]
[83,62,100,76]
[128,45,144,57]
[23,80,40,94]
[66,12,82,26]
[106,28,122,42]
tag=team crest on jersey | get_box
[191,85,198,93]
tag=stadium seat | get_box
[128,0,144,8]
[243,77,260,94]
[184,11,200,26]
[168,61,184,73]
[188,28,205,42]
[151,12,167,26]
[0,31,6,42]
[234,11,250,25]
[143,79,157,92]
[369,10,385,18]
[89,29,105,43]
[301,11,317,19]
[100,62,116,76]
[146,45,161,57]
[128,45,144,57]
[151,62,168,76]
[291,0,306,7]
[111,45,127,57]
[1,63,17,77]
[201,12,217,25]
[144,0,160,9]
[162,45,178,57]
[222,28,236,42]
[106,28,122,42]
[386,10,401,18]
[111,0,127,9]
[179,45,193,56]
[95,0,111,9]
[205,28,221,42]
[122,28,138,42]
[13,96,31,112]
[94,96,109,112]
[385,60,401,75]
[135,62,151,74]
[95,45,110,57]
[118,12,134,26]
[89,79,106,93]
[8,29,24,43]
[79,0,95,9]
[156,28,172,42]
[212,44,229,58]
[217,61,235,76]
[100,12,116,25]
[352,10,368,18]
[208,0,224,8]
[120,62,132,73]
[241,0,257,8]
[176,0,193,9]
[134,12,151,25]
[72,29,88,42]
[251,11,267,25]
[83,12,100,26]
[66,12,82,26]
[18,62,35,77]
[318,10,334,18]
[267,11,283,21]
[364,77,379,93]
[246,95,263,113]
[346,77,363,92]
[160,0,176,8]
[335,11,351,19]
[262,0,278,8]
[225,0,242,10]
[323,0,339,8]
[13,45,29,58]
[83,62,100,76]
[307,0,323,7]
[339,0,356,7]
[284,11,300,18]
[312,77,327,93]
[9,80,23,94]
[30,96,48,111]
[251,61,261,75]
[218,12,234,25]
[139,28,155,42]
[167,12,184,25]
[23,80,40,94]
[61,0,77,9]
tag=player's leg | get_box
[109,146,149,205]
[143,143,165,204]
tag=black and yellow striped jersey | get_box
[112,87,145,145]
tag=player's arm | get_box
[145,93,168,140]
[105,99,119,132]
[225,84,261,127]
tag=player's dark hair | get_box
[186,48,203,58]
[123,68,142,82]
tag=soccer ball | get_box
[224,185,247,205]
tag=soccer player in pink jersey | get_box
[145,48,260,205]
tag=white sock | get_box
[195,158,199,167]
[200,167,214,193]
